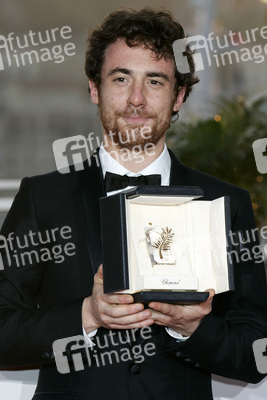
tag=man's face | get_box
[89,39,185,150]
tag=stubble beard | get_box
[98,99,173,151]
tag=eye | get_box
[149,80,163,86]
[114,77,128,83]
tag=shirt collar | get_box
[99,143,171,186]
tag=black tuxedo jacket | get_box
[0,150,267,400]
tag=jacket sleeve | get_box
[0,178,84,367]
[167,189,267,383]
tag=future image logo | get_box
[253,138,267,174]
[253,338,267,374]
[53,336,89,374]
[173,25,267,73]
[52,134,100,174]
[0,35,11,70]
[173,35,211,73]
[0,235,11,270]
[0,26,75,71]
[52,128,155,174]
[0,226,76,270]
[53,328,156,374]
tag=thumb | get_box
[205,288,215,303]
[94,264,104,283]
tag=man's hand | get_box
[82,265,154,333]
[148,289,215,337]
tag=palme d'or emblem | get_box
[145,226,176,265]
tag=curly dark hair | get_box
[85,7,199,106]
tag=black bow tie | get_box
[105,171,161,192]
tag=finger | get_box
[201,289,215,309]
[149,309,169,322]
[205,288,215,301]
[150,310,175,327]
[103,302,146,318]
[103,308,153,326]
[149,306,183,325]
[94,264,104,283]
[107,318,154,330]
[104,293,134,305]
[148,302,180,316]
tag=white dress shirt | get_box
[83,143,189,345]
[99,142,171,195]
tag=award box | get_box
[100,186,234,304]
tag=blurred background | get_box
[0,0,267,399]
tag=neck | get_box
[102,135,166,172]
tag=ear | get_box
[88,80,99,105]
[172,86,186,113]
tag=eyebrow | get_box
[108,68,132,76]
[108,68,170,81]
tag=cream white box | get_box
[101,186,233,304]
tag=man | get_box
[0,8,266,400]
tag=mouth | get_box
[122,116,150,124]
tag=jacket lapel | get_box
[80,152,106,274]
[169,149,190,186]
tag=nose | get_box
[127,82,147,108]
